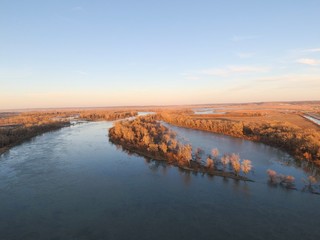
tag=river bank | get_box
[156,113,320,167]
[0,122,70,155]
[0,110,141,156]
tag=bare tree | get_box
[279,175,295,188]
[267,169,278,183]
[302,175,318,193]
[206,157,214,169]
[220,154,230,171]
[195,148,204,163]
[211,148,219,159]
[241,159,252,175]
[230,153,241,176]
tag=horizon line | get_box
[1,100,320,112]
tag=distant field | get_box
[0,101,319,130]
[186,102,320,131]
[0,112,19,119]
[189,111,319,131]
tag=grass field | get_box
[185,102,320,131]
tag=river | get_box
[304,115,320,126]
[0,119,319,240]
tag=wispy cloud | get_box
[199,65,268,77]
[180,73,201,80]
[302,48,320,53]
[228,83,253,91]
[232,35,260,42]
[236,52,256,58]
[184,76,200,80]
[255,74,320,83]
[296,58,320,66]
[229,74,320,93]
[200,68,228,77]
[228,66,267,73]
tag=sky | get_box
[1,0,320,109]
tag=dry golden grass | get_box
[182,102,320,131]
[151,101,320,131]
[193,111,320,131]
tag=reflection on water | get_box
[164,122,320,182]
[0,121,319,240]
[193,108,226,115]
[304,115,320,126]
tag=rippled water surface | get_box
[0,121,319,240]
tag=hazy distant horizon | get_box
[1,99,319,112]
[1,1,320,109]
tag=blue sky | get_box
[1,0,320,109]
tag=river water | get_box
[304,115,320,126]
[0,120,319,240]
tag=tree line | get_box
[156,113,320,167]
[109,116,253,180]
[0,110,138,126]
[79,110,137,121]
[0,109,137,154]
[109,116,192,165]
[0,122,69,153]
